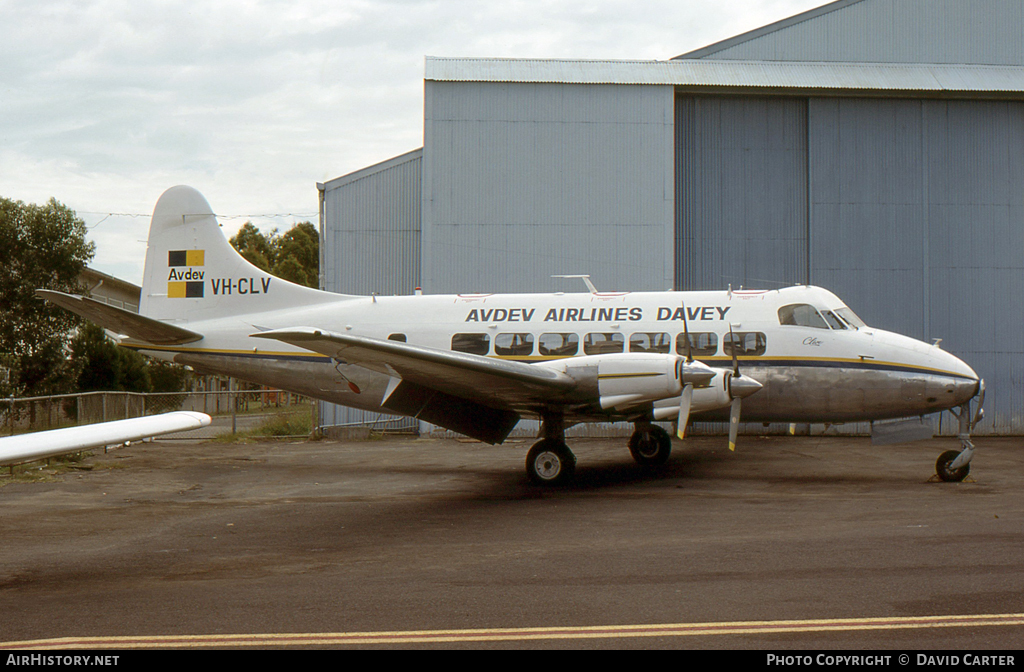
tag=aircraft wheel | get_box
[629,425,672,466]
[526,439,576,485]
[936,450,970,482]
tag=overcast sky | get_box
[1,0,825,284]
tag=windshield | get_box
[835,307,867,329]
[778,304,829,329]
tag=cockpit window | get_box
[820,310,847,330]
[778,304,829,329]
[835,307,866,329]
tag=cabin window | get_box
[538,333,579,357]
[495,333,534,356]
[778,304,829,329]
[584,332,624,355]
[629,332,671,353]
[388,333,407,342]
[676,332,718,357]
[723,331,767,357]
[451,333,490,355]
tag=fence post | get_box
[230,378,237,434]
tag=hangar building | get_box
[318,0,1024,435]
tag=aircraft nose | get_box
[942,351,980,406]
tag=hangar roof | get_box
[676,0,1024,66]
[425,57,1024,97]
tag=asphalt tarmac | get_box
[1,433,1022,650]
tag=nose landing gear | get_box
[936,380,984,482]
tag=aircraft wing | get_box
[252,328,582,444]
[0,411,212,466]
[36,289,203,345]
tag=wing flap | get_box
[37,290,203,345]
[382,379,521,444]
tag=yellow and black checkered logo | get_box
[167,250,205,298]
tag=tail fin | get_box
[140,186,348,323]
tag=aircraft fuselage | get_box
[130,284,979,426]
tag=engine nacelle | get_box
[535,353,689,411]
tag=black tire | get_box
[526,439,576,485]
[629,425,672,466]
[936,449,970,482]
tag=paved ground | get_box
[1,433,1022,650]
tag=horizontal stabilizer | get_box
[0,412,212,466]
[37,290,203,345]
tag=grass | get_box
[0,451,107,486]
[210,407,314,443]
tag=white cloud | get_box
[0,0,825,284]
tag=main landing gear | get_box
[525,415,673,485]
[526,414,576,485]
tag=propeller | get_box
[677,382,693,440]
[724,324,763,451]
[727,324,741,451]
[676,302,694,439]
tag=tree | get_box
[230,222,275,272]
[0,197,94,396]
[69,323,189,394]
[229,221,319,288]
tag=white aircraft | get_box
[0,411,212,467]
[39,186,984,485]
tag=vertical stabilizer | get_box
[139,186,346,322]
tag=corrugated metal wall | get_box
[422,81,675,294]
[318,149,422,429]
[682,0,1024,65]
[677,92,1024,434]
[676,95,809,290]
[320,149,422,296]
[810,97,1024,434]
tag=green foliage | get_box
[229,221,319,288]
[0,197,94,396]
[70,323,188,394]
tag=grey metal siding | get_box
[808,98,927,338]
[676,95,809,290]
[808,97,1024,434]
[423,81,675,295]
[321,149,422,296]
[319,150,423,429]
[680,0,1024,66]
[678,93,1024,434]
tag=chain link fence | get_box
[2,387,315,441]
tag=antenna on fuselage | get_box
[551,275,597,293]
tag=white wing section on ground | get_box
[0,412,212,466]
